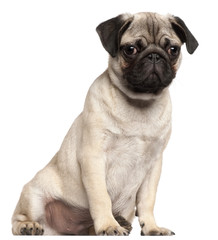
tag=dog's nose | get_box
[147,53,161,63]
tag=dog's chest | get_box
[104,121,168,211]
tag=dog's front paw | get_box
[96,217,130,236]
[140,223,175,236]
[98,225,129,236]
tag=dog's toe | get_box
[19,221,44,235]
[141,224,174,236]
[99,225,129,236]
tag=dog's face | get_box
[97,12,198,99]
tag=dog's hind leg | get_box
[12,153,64,235]
[45,199,93,235]
[11,183,46,235]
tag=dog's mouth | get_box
[125,70,174,94]
[129,72,163,93]
[123,57,175,94]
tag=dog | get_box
[12,12,198,236]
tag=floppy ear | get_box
[96,14,133,57]
[171,16,199,54]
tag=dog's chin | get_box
[126,73,171,95]
[120,83,169,101]
[108,70,171,101]
[108,59,175,101]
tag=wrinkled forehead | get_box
[121,12,181,46]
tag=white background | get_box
[0,0,217,239]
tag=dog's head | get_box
[97,12,198,100]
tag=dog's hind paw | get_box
[13,221,44,235]
[115,215,132,233]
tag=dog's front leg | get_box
[79,126,129,236]
[136,156,175,236]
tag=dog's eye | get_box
[168,46,180,57]
[123,45,138,56]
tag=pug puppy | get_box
[12,12,198,236]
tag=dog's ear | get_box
[96,14,133,57]
[171,16,199,54]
